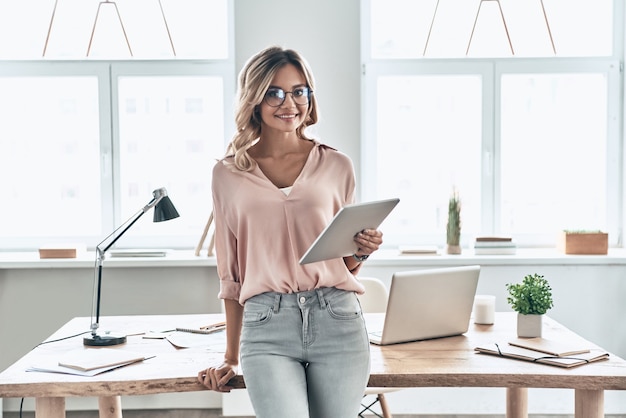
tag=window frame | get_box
[361,0,625,249]
[0,0,235,251]
[108,60,235,249]
[493,58,621,247]
[0,59,235,251]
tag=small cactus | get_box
[446,190,461,246]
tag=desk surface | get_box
[1,312,626,399]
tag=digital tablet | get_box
[299,198,400,265]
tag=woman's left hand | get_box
[354,229,383,257]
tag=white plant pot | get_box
[517,313,543,338]
[446,244,462,255]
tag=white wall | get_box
[234,0,362,187]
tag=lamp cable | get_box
[19,330,91,417]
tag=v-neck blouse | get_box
[212,140,365,304]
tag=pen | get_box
[201,321,226,330]
[176,324,226,334]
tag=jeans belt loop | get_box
[273,293,281,313]
[315,288,327,309]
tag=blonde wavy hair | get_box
[225,46,319,171]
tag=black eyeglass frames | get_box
[263,86,312,107]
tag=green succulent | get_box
[506,274,554,315]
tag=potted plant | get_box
[558,229,608,255]
[446,190,461,254]
[506,274,554,338]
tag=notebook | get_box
[299,198,400,265]
[368,265,480,345]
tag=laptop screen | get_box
[369,265,480,345]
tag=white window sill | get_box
[0,250,217,269]
[1,248,626,269]
[368,248,626,266]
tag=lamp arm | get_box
[96,195,163,254]
[90,195,165,335]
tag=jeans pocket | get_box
[326,291,362,320]
[242,302,273,327]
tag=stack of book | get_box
[473,236,516,255]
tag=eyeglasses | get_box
[263,87,312,107]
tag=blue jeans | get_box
[240,287,371,418]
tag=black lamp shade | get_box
[153,196,180,222]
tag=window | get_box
[499,69,610,236]
[0,72,102,241]
[365,68,484,245]
[0,0,228,59]
[369,0,614,58]
[362,0,622,248]
[0,0,234,250]
[115,71,227,243]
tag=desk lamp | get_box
[84,187,179,346]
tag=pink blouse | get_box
[212,141,365,304]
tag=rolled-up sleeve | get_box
[212,162,242,302]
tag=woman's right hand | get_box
[199,300,243,392]
[197,360,238,392]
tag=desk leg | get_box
[506,387,528,418]
[35,397,65,418]
[575,389,603,418]
[98,395,123,418]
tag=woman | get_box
[197,46,383,418]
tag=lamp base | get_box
[83,332,127,346]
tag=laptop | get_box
[368,265,480,345]
[299,198,400,265]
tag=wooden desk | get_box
[1,312,625,418]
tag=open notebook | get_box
[368,265,480,345]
